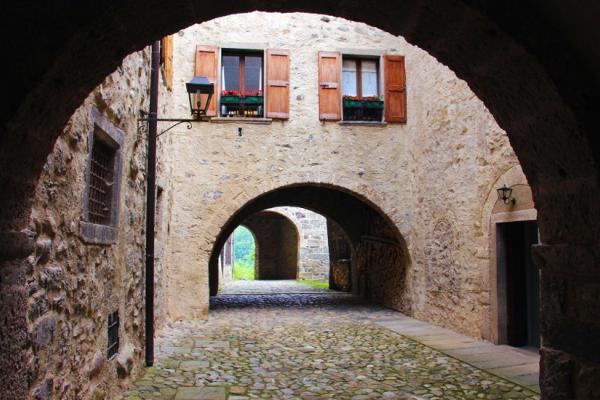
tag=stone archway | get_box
[242,211,300,280]
[207,183,410,311]
[2,2,600,398]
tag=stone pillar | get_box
[0,231,35,400]
[535,244,600,399]
[533,176,600,398]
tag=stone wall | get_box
[242,211,298,279]
[25,49,152,399]
[161,12,520,340]
[327,219,352,291]
[271,207,329,282]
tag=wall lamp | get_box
[186,76,214,120]
[496,184,516,205]
[138,76,214,137]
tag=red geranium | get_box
[221,89,263,97]
[343,95,382,102]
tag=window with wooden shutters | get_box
[266,49,290,119]
[342,57,383,121]
[195,45,218,117]
[384,55,407,123]
[318,51,342,121]
[220,50,264,118]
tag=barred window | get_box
[107,310,119,359]
[88,137,116,225]
[80,107,124,245]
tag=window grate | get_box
[89,138,115,225]
[107,310,119,359]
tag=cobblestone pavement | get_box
[123,290,540,399]
[219,280,333,295]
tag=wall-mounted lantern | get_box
[186,76,214,119]
[497,184,516,205]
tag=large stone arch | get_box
[204,182,410,309]
[2,2,600,398]
[241,210,300,280]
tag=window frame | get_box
[221,49,264,94]
[342,56,381,99]
[341,54,384,122]
[219,48,265,118]
[80,107,124,245]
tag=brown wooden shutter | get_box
[384,55,407,123]
[195,45,218,117]
[162,35,174,90]
[318,51,341,121]
[266,49,290,119]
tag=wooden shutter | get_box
[162,35,174,90]
[266,49,290,119]
[384,55,407,123]
[318,51,341,121]
[194,45,218,117]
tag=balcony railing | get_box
[342,98,384,122]
[220,95,264,118]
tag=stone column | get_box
[534,179,600,399]
[535,244,600,399]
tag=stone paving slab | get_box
[374,317,541,393]
[123,292,540,399]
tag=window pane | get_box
[361,60,378,97]
[244,56,262,92]
[222,55,240,91]
[342,59,357,96]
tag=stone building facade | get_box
[21,11,538,400]
[160,11,523,341]
[3,3,598,399]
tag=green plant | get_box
[233,226,256,280]
[297,279,329,289]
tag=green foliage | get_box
[297,279,329,289]
[233,259,255,280]
[233,226,256,280]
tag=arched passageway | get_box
[242,211,300,280]
[209,184,409,311]
[2,3,600,398]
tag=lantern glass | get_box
[496,185,513,204]
[186,76,214,118]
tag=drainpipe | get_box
[145,40,160,367]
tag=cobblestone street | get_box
[123,282,540,399]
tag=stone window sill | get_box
[211,117,272,125]
[338,121,387,127]
[80,221,118,245]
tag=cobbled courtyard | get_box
[123,282,540,400]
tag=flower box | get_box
[220,95,263,105]
[343,99,363,108]
[343,98,383,108]
[220,95,240,104]
[243,95,263,105]
[364,100,384,109]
